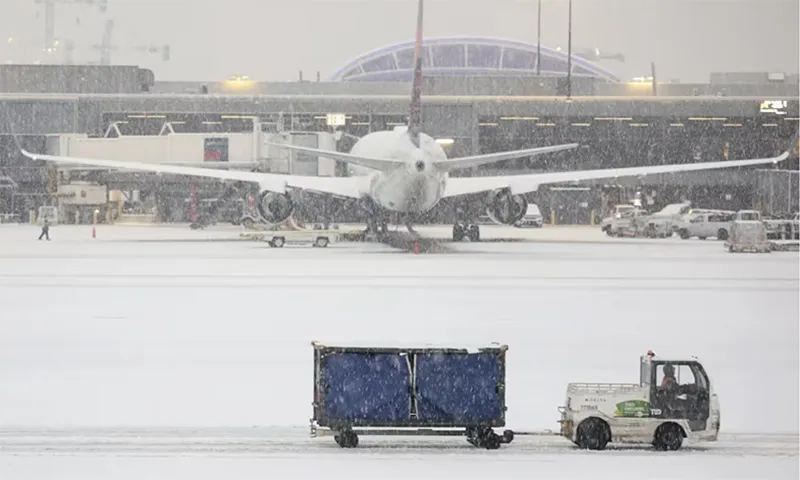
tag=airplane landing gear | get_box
[358,198,390,241]
[453,222,480,242]
[451,206,480,242]
[364,216,389,240]
[404,214,420,237]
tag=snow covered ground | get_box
[1,223,797,479]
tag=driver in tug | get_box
[659,363,681,417]
[661,364,678,390]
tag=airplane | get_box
[20,0,791,242]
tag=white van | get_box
[515,204,543,228]
[675,212,734,240]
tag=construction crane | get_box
[33,0,108,52]
[62,19,170,65]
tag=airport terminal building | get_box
[1,37,798,225]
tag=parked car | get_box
[514,204,544,228]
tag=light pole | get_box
[536,0,542,76]
[567,0,572,99]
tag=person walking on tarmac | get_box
[38,218,50,241]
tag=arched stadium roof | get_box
[329,36,620,83]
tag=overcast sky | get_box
[2,0,798,83]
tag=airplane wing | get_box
[432,143,579,172]
[265,142,406,171]
[20,149,367,199]
[442,151,790,198]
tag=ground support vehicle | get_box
[675,212,734,240]
[724,221,771,253]
[601,204,642,235]
[239,230,338,248]
[610,210,672,238]
[557,351,720,451]
[763,214,799,241]
[309,341,514,449]
[770,241,800,252]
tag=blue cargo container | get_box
[310,341,514,449]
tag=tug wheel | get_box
[653,423,684,451]
[575,418,610,451]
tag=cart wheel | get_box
[502,430,515,444]
[335,430,359,448]
[482,431,502,450]
[465,426,480,446]
[315,236,329,248]
[271,236,285,248]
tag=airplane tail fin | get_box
[408,0,424,148]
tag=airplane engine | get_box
[485,189,527,225]
[256,191,295,225]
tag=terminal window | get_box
[395,47,433,69]
[432,45,465,68]
[361,55,397,73]
[501,48,536,70]
[467,44,501,69]
[536,55,565,74]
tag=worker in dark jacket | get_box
[661,364,677,390]
[38,218,50,241]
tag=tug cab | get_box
[558,350,720,451]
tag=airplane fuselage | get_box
[348,129,448,214]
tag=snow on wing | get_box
[443,151,789,198]
[20,149,365,199]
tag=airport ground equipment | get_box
[309,341,514,449]
[724,221,771,253]
[762,212,799,241]
[675,211,735,240]
[557,350,720,451]
[601,204,641,235]
[609,209,672,238]
[239,230,338,248]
